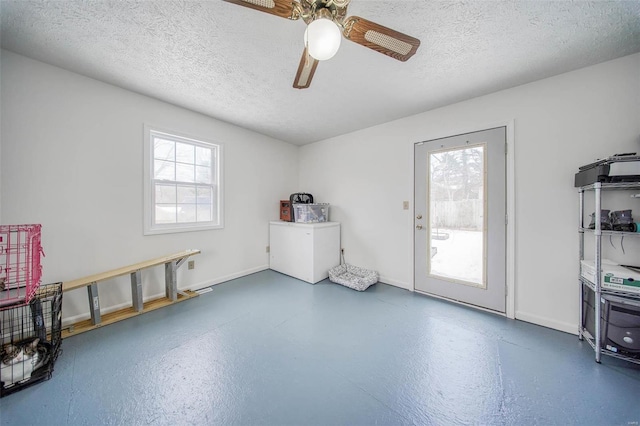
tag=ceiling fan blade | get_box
[342,16,420,62]
[223,0,300,20]
[293,48,319,89]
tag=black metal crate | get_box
[0,282,62,397]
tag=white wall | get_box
[0,44,3,223]
[299,53,640,333]
[1,50,299,322]
[3,49,638,334]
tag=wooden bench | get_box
[62,249,201,338]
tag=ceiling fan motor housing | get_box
[300,0,349,24]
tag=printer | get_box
[574,153,640,187]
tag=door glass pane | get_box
[428,144,486,287]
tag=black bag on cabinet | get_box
[289,193,314,222]
[289,193,313,205]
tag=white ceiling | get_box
[1,1,639,145]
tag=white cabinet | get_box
[269,221,340,284]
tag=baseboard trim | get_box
[189,265,269,291]
[515,310,577,335]
[378,275,410,290]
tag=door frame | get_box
[409,120,516,319]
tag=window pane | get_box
[197,186,213,223]
[197,204,212,222]
[177,204,196,223]
[154,138,175,161]
[155,204,177,224]
[195,165,211,184]
[196,146,212,166]
[176,163,195,183]
[428,145,485,287]
[154,160,175,180]
[176,142,194,164]
[196,186,212,203]
[155,184,176,204]
[177,185,196,203]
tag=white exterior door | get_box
[414,127,507,313]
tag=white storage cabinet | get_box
[269,221,340,284]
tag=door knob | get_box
[416,214,422,219]
[416,225,423,230]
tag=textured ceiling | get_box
[1,1,639,145]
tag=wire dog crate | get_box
[0,224,44,308]
[0,282,62,397]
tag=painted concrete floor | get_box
[2,270,640,425]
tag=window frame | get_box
[143,124,224,235]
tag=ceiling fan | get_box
[223,0,421,89]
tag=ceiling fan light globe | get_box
[304,18,341,61]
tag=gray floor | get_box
[1,270,640,425]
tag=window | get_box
[144,126,223,235]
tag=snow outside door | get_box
[414,127,506,313]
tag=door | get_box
[414,127,506,312]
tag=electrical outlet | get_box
[266,246,270,253]
[188,260,195,270]
[403,201,409,210]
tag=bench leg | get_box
[87,282,101,325]
[165,261,177,302]
[131,270,143,312]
